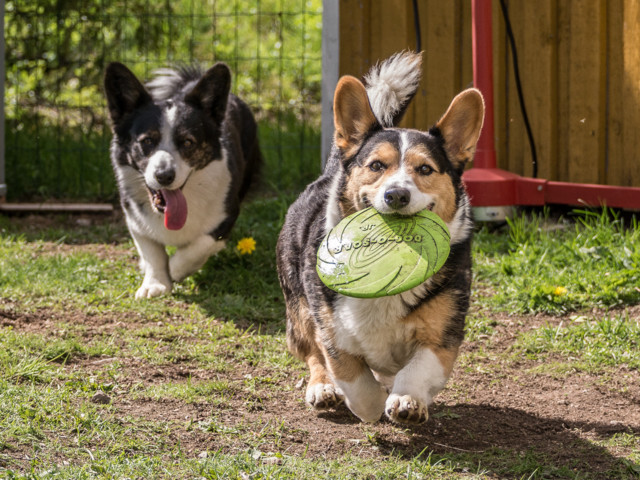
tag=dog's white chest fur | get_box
[333,286,426,375]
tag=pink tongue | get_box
[162,189,188,230]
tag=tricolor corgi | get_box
[276,51,484,424]
[104,62,261,299]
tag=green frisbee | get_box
[316,207,451,298]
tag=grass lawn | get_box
[0,198,639,479]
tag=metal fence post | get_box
[0,0,6,200]
[321,0,339,167]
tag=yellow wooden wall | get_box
[338,0,640,187]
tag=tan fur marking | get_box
[432,347,460,377]
[404,144,457,223]
[306,350,331,388]
[327,350,367,383]
[403,292,456,347]
[312,303,367,383]
[285,296,315,361]
[285,298,333,388]
[341,141,401,215]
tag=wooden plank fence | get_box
[337,0,640,187]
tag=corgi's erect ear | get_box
[333,76,380,158]
[104,62,153,127]
[435,88,485,173]
[185,62,231,125]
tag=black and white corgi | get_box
[104,62,261,299]
[276,51,484,424]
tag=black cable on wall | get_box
[411,0,539,178]
[499,0,538,178]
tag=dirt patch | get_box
[107,354,639,476]
[0,302,150,337]
[0,299,203,336]
[25,241,133,262]
[2,301,639,477]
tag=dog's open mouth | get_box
[149,188,167,213]
[148,187,188,231]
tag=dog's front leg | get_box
[169,235,226,282]
[385,346,457,424]
[131,233,172,299]
[326,351,388,423]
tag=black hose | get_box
[499,0,538,178]
[411,0,536,177]
[412,0,421,52]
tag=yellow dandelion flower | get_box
[553,286,567,296]
[236,237,256,255]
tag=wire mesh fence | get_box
[4,0,323,202]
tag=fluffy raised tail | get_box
[364,51,423,128]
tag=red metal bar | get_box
[464,0,640,211]
[465,0,517,208]
[463,167,518,206]
[471,0,497,170]
[517,178,640,210]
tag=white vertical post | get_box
[321,0,339,167]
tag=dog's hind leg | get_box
[283,297,344,411]
[304,347,344,410]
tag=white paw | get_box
[135,280,172,299]
[305,383,344,410]
[385,393,428,424]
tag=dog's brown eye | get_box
[369,160,384,172]
[139,136,157,152]
[138,137,156,152]
[181,139,194,149]
[418,164,434,176]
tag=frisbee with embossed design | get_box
[316,207,450,298]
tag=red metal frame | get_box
[464,0,640,210]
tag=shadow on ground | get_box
[366,403,640,479]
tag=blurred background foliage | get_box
[4,0,323,201]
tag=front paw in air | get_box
[169,238,226,282]
[385,393,428,424]
[169,255,196,282]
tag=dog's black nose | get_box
[384,188,411,210]
[155,168,175,186]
